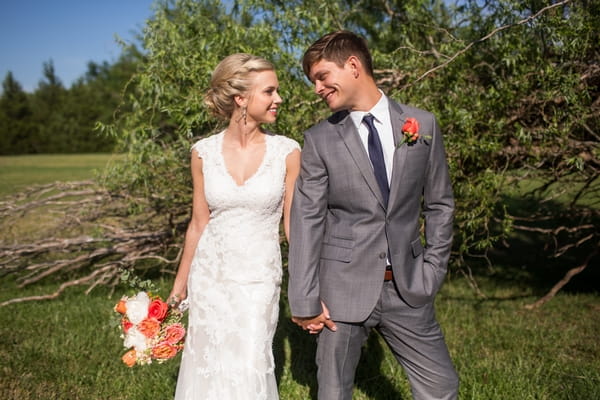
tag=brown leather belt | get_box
[384,266,393,281]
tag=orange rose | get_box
[137,317,161,338]
[164,323,186,345]
[114,299,127,315]
[152,342,177,360]
[402,117,419,135]
[122,349,137,367]
[147,299,169,321]
[397,117,427,147]
[121,318,133,333]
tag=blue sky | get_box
[1,0,156,92]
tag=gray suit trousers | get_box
[316,281,459,400]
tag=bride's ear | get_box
[234,95,247,108]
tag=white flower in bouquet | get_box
[126,291,150,324]
[124,327,148,351]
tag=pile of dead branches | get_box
[0,180,186,307]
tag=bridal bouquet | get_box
[114,291,186,367]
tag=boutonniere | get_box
[397,117,431,147]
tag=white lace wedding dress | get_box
[174,131,299,400]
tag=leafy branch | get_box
[402,0,573,89]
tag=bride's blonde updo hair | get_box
[204,53,275,120]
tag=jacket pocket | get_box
[320,243,352,262]
[410,238,424,258]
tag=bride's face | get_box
[244,70,282,125]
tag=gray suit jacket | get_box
[288,99,454,322]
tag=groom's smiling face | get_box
[309,58,357,112]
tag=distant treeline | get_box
[0,48,142,155]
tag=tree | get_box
[0,72,36,154]
[0,47,142,155]
[26,60,67,153]
[60,47,142,152]
[1,0,598,306]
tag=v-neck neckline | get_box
[219,132,268,187]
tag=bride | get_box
[167,53,300,399]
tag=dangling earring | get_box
[236,106,247,125]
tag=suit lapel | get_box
[334,113,386,208]
[389,101,408,208]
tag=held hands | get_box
[292,301,337,334]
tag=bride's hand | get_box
[167,291,187,307]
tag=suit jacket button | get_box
[379,252,386,259]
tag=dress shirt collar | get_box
[349,90,390,129]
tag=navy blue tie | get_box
[363,114,389,206]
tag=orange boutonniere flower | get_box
[398,118,430,147]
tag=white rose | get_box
[124,327,148,351]
[126,291,150,324]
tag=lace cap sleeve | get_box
[192,133,220,159]
[191,139,207,159]
[277,135,301,157]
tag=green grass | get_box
[0,153,123,196]
[1,155,598,399]
[0,276,598,400]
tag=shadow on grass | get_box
[274,290,318,398]
[275,274,405,400]
[271,192,599,397]
[355,332,406,400]
[458,192,599,298]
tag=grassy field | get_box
[0,153,123,196]
[1,154,599,399]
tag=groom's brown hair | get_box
[302,30,374,80]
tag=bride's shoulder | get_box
[191,131,223,156]
[268,133,300,154]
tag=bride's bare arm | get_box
[282,148,301,242]
[168,150,211,305]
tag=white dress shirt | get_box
[349,92,394,185]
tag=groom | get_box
[288,31,459,399]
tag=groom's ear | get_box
[346,55,361,79]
